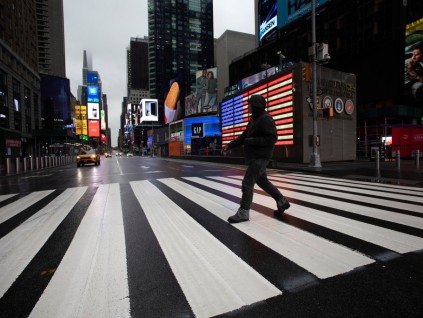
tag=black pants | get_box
[240,158,283,210]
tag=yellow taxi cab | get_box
[76,148,100,167]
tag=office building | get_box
[127,37,149,94]
[36,0,66,78]
[148,0,214,123]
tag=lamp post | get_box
[309,0,322,168]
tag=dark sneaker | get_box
[228,208,249,223]
[274,198,290,216]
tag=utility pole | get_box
[309,0,322,168]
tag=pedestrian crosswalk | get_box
[0,173,422,317]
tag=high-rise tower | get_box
[148,0,214,122]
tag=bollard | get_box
[396,150,400,169]
[6,157,11,175]
[416,150,420,168]
[23,157,28,172]
[375,150,380,170]
[16,157,20,174]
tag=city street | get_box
[0,156,422,317]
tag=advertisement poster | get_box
[185,67,218,117]
[87,85,99,103]
[80,105,88,135]
[87,102,100,120]
[88,120,100,137]
[140,99,159,123]
[405,17,423,102]
[259,0,278,46]
[164,81,182,124]
[277,0,329,28]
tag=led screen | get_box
[87,102,100,120]
[87,72,99,84]
[140,99,159,123]
[277,0,329,29]
[405,17,423,102]
[221,72,294,146]
[259,0,278,45]
[87,85,99,102]
[186,67,218,117]
[88,120,100,137]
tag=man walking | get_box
[222,94,290,223]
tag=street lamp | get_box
[309,0,322,168]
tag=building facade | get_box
[148,0,214,124]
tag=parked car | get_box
[104,152,112,158]
[76,148,100,167]
[126,153,133,157]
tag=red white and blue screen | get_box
[221,72,294,146]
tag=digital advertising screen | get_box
[259,0,278,46]
[186,67,218,117]
[88,120,100,137]
[164,80,182,124]
[87,102,100,120]
[405,17,423,102]
[277,0,329,29]
[221,72,294,147]
[140,99,159,123]
[101,110,106,130]
[87,72,99,84]
[87,85,99,103]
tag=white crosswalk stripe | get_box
[0,174,422,317]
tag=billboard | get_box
[140,99,159,123]
[277,0,329,29]
[185,67,218,117]
[75,105,82,135]
[221,72,294,146]
[87,102,100,120]
[87,72,99,84]
[164,80,182,124]
[259,0,278,46]
[88,120,100,137]
[87,85,100,102]
[101,110,106,130]
[405,17,423,102]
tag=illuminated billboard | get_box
[88,120,100,137]
[164,80,182,124]
[101,110,106,130]
[140,99,159,123]
[221,72,294,146]
[259,0,278,46]
[87,102,100,120]
[186,67,218,117]
[277,0,329,28]
[87,72,98,84]
[87,85,99,102]
[405,17,423,102]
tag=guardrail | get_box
[2,155,76,176]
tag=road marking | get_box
[0,193,17,203]
[174,177,374,279]
[0,190,54,224]
[131,180,281,318]
[0,187,87,298]
[30,184,130,318]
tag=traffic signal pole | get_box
[309,0,322,168]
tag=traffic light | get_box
[302,64,312,82]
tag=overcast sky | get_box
[63,0,255,147]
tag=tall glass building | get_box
[148,0,214,123]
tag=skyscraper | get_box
[36,0,66,77]
[127,37,149,105]
[148,0,214,123]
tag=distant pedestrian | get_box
[222,94,290,223]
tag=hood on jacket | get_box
[249,94,266,119]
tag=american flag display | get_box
[221,72,294,146]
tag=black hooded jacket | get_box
[226,94,277,162]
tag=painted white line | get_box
[30,184,130,318]
[0,193,18,203]
[170,177,374,279]
[0,187,87,298]
[283,173,423,192]
[131,180,281,318]
[0,190,54,224]
[266,175,423,204]
[210,176,423,229]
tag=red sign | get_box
[88,120,100,137]
[5,139,21,148]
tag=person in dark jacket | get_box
[222,94,290,223]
